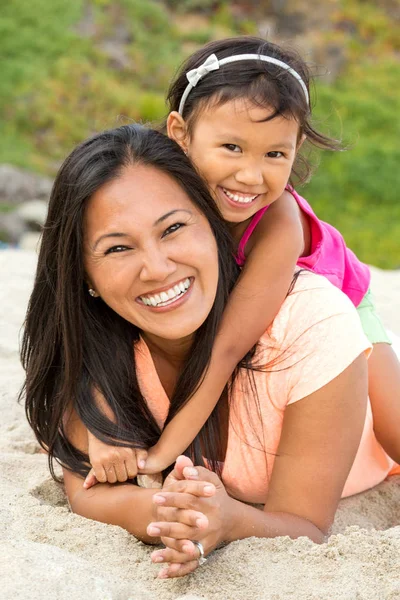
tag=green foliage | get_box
[0,0,399,267]
[303,59,400,268]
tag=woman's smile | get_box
[137,276,194,311]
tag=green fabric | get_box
[357,288,392,345]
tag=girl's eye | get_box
[266,151,284,158]
[223,144,241,153]
[104,245,130,255]
[162,222,185,237]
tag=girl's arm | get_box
[143,191,306,473]
[62,406,211,543]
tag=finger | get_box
[160,480,216,498]
[161,537,196,555]
[154,507,208,529]
[124,454,138,479]
[183,465,221,486]
[105,464,118,484]
[83,469,98,489]
[91,463,107,484]
[151,547,195,565]
[136,449,148,471]
[114,460,129,483]
[152,540,201,564]
[158,561,199,579]
[147,521,198,540]
[164,455,194,486]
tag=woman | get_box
[21,125,399,579]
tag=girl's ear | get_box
[167,111,189,152]
[296,133,307,152]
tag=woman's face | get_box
[84,164,219,342]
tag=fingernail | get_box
[158,569,169,579]
[152,555,164,563]
[204,485,214,495]
[147,525,161,536]
[182,543,192,553]
[153,494,166,504]
[138,459,146,468]
[186,467,198,478]
[196,517,206,528]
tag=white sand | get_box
[1,249,400,599]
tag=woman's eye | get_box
[266,151,284,158]
[223,144,241,153]
[104,245,130,255]
[162,222,184,237]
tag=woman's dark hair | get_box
[20,124,239,480]
[166,36,342,184]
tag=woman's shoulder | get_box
[263,270,361,346]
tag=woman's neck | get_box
[141,332,194,368]
[140,332,195,399]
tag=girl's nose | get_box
[235,162,264,186]
[139,246,177,283]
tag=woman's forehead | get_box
[84,164,196,233]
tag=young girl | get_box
[84,36,400,489]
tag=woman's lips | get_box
[137,277,194,312]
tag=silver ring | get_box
[191,540,207,565]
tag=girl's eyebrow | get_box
[92,209,193,250]
[214,134,294,150]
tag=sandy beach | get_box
[1,248,400,600]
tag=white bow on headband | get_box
[178,52,309,115]
[186,53,220,87]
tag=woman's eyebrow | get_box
[154,209,192,226]
[92,210,192,250]
[92,232,129,251]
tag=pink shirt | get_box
[136,272,398,504]
[236,187,371,307]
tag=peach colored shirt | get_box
[136,271,398,504]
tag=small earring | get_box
[88,288,97,297]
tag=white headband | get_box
[178,52,309,115]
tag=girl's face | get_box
[84,164,219,343]
[169,98,301,228]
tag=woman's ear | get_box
[167,111,189,152]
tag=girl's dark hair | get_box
[167,36,342,184]
[20,124,239,480]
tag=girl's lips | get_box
[217,186,260,210]
[137,277,194,313]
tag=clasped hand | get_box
[147,455,235,579]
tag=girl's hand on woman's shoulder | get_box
[148,456,238,579]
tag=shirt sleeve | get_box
[259,273,372,409]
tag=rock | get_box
[0,164,53,205]
[16,200,48,227]
[0,212,27,244]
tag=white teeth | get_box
[223,188,257,203]
[140,278,192,307]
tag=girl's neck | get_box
[227,216,254,245]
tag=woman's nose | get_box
[139,246,177,283]
[235,161,264,186]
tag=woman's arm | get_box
[62,407,211,543]
[147,353,368,577]
[144,192,305,472]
